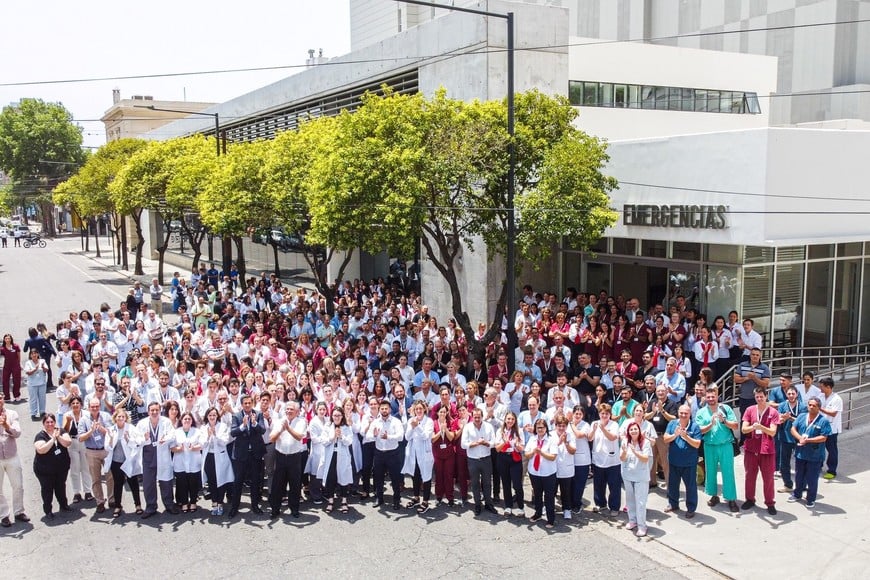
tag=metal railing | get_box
[761,342,870,377]
[839,378,870,431]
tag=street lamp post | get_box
[393,0,518,334]
[134,104,231,275]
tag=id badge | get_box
[439,443,448,450]
[54,448,61,456]
[152,441,158,447]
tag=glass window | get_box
[641,86,656,109]
[705,90,720,112]
[600,83,614,107]
[586,263,611,296]
[628,85,640,109]
[706,244,742,264]
[742,266,774,341]
[776,246,806,262]
[833,259,861,345]
[837,242,862,257]
[563,252,582,290]
[668,87,682,110]
[668,270,700,310]
[808,244,834,260]
[719,91,733,113]
[681,88,694,111]
[655,86,669,110]
[746,93,761,114]
[583,82,598,106]
[568,81,582,106]
[673,242,701,261]
[590,236,608,254]
[694,89,707,112]
[773,263,804,348]
[611,238,637,255]
[641,240,667,258]
[614,84,627,108]
[744,246,774,264]
[862,260,870,342]
[704,265,740,321]
[804,261,833,347]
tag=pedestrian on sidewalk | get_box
[818,378,842,480]
[149,278,164,317]
[740,387,780,515]
[663,404,701,517]
[788,397,831,508]
[696,386,740,513]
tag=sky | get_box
[0,0,351,149]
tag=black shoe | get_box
[84,493,95,502]
[95,503,106,514]
[72,494,83,504]
[291,511,301,518]
[728,501,739,513]
[373,498,384,508]
[45,512,56,520]
[140,511,157,519]
[484,504,498,515]
[392,499,400,510]
[685,511,696,519]
[0,517,11,527]
[168,506,181,515]
[474,504,482,516]
[227,508,239,518]
[251,506,264,514]
[740,500,756,510]
[60,505,73,512]
[31,415,41,422]
[767,505,777,515]
[14,513,30,523]
[707,495,720,507]
[270,511,280,519]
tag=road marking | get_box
[56,250,126,301]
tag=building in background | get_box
[101,90,215,142]
[147,0,870,350]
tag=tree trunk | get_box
[221,236,233,279]
[84,226,90,252]
[92,218,101,258]
[156,218,173,286]
[120,218,129,270]
[233,236,246,287]
[131,210,144,275]
[271,242,280,278]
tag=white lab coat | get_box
[304,416,327,476]
[316,424,354,485]
[171,426,204,473]
[349,413,363,471]
[402,416,435,481]
[136,416,175,481]
[201,421,234,488]
[102,424,144,477]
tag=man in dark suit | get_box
[228,395,266,518]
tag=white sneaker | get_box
[563,510,572,520]
[504,508,512,517]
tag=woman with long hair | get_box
[106,408,143,517]
[1,334,23,402]
[33,414,72,519]
[621,421,652,537]
[171,411,204,513]
[319,407,354,514]
[402,401,435,514]
[494,411,525,517]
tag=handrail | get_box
[836,377,870,431]
[761,342,870,377]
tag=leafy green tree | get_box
[0,98,86,235]
[331,89,618,366]
[197,140,270,284]
[53,138,147,261]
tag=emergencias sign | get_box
[623,204,728,229]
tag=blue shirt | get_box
[736,361,771,399]
[514,360,542,386]
[654,370,686,404]
[665,419,701,467]
[777,399,808,444]
[792,412,831,463]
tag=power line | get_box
[616,181,870,203]
[2,17,868,88]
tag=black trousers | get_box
[360,441,375,493]
[530,472,557,524]
[204,453,227,504]
[324,451,348,500]
[270,451,304,514]
[372,448,401,502]
[36,470,69,515]
[497,453,524,509]
[490,451,501,499]
[231,456,264,511]
[175,472,201,505]
[110,461,141,509]
[411,464,431,502]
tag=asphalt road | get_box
[0,238,706,579]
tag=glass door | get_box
[667,269,701,311]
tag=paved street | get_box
[2,237,868,578]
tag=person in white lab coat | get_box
[304,402,329,504]
[171,412,204,512]
[402,401,435,513]
[136,402,177,518]
[201,407,233,516]
[103,409,143,518]
[318,407,354,513]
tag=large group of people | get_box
[0,271,844,534]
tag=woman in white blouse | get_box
[402,401,435,514]
[171,412,204,512]
[553,414,577,520]
[589,403,621,516]
[201,407,233,516]
[620,421,652,537]
[318,407,354,513]
[569,405,592,514]
[493,411,525,517]
[525,418,559,528]
[304,402,329,505]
